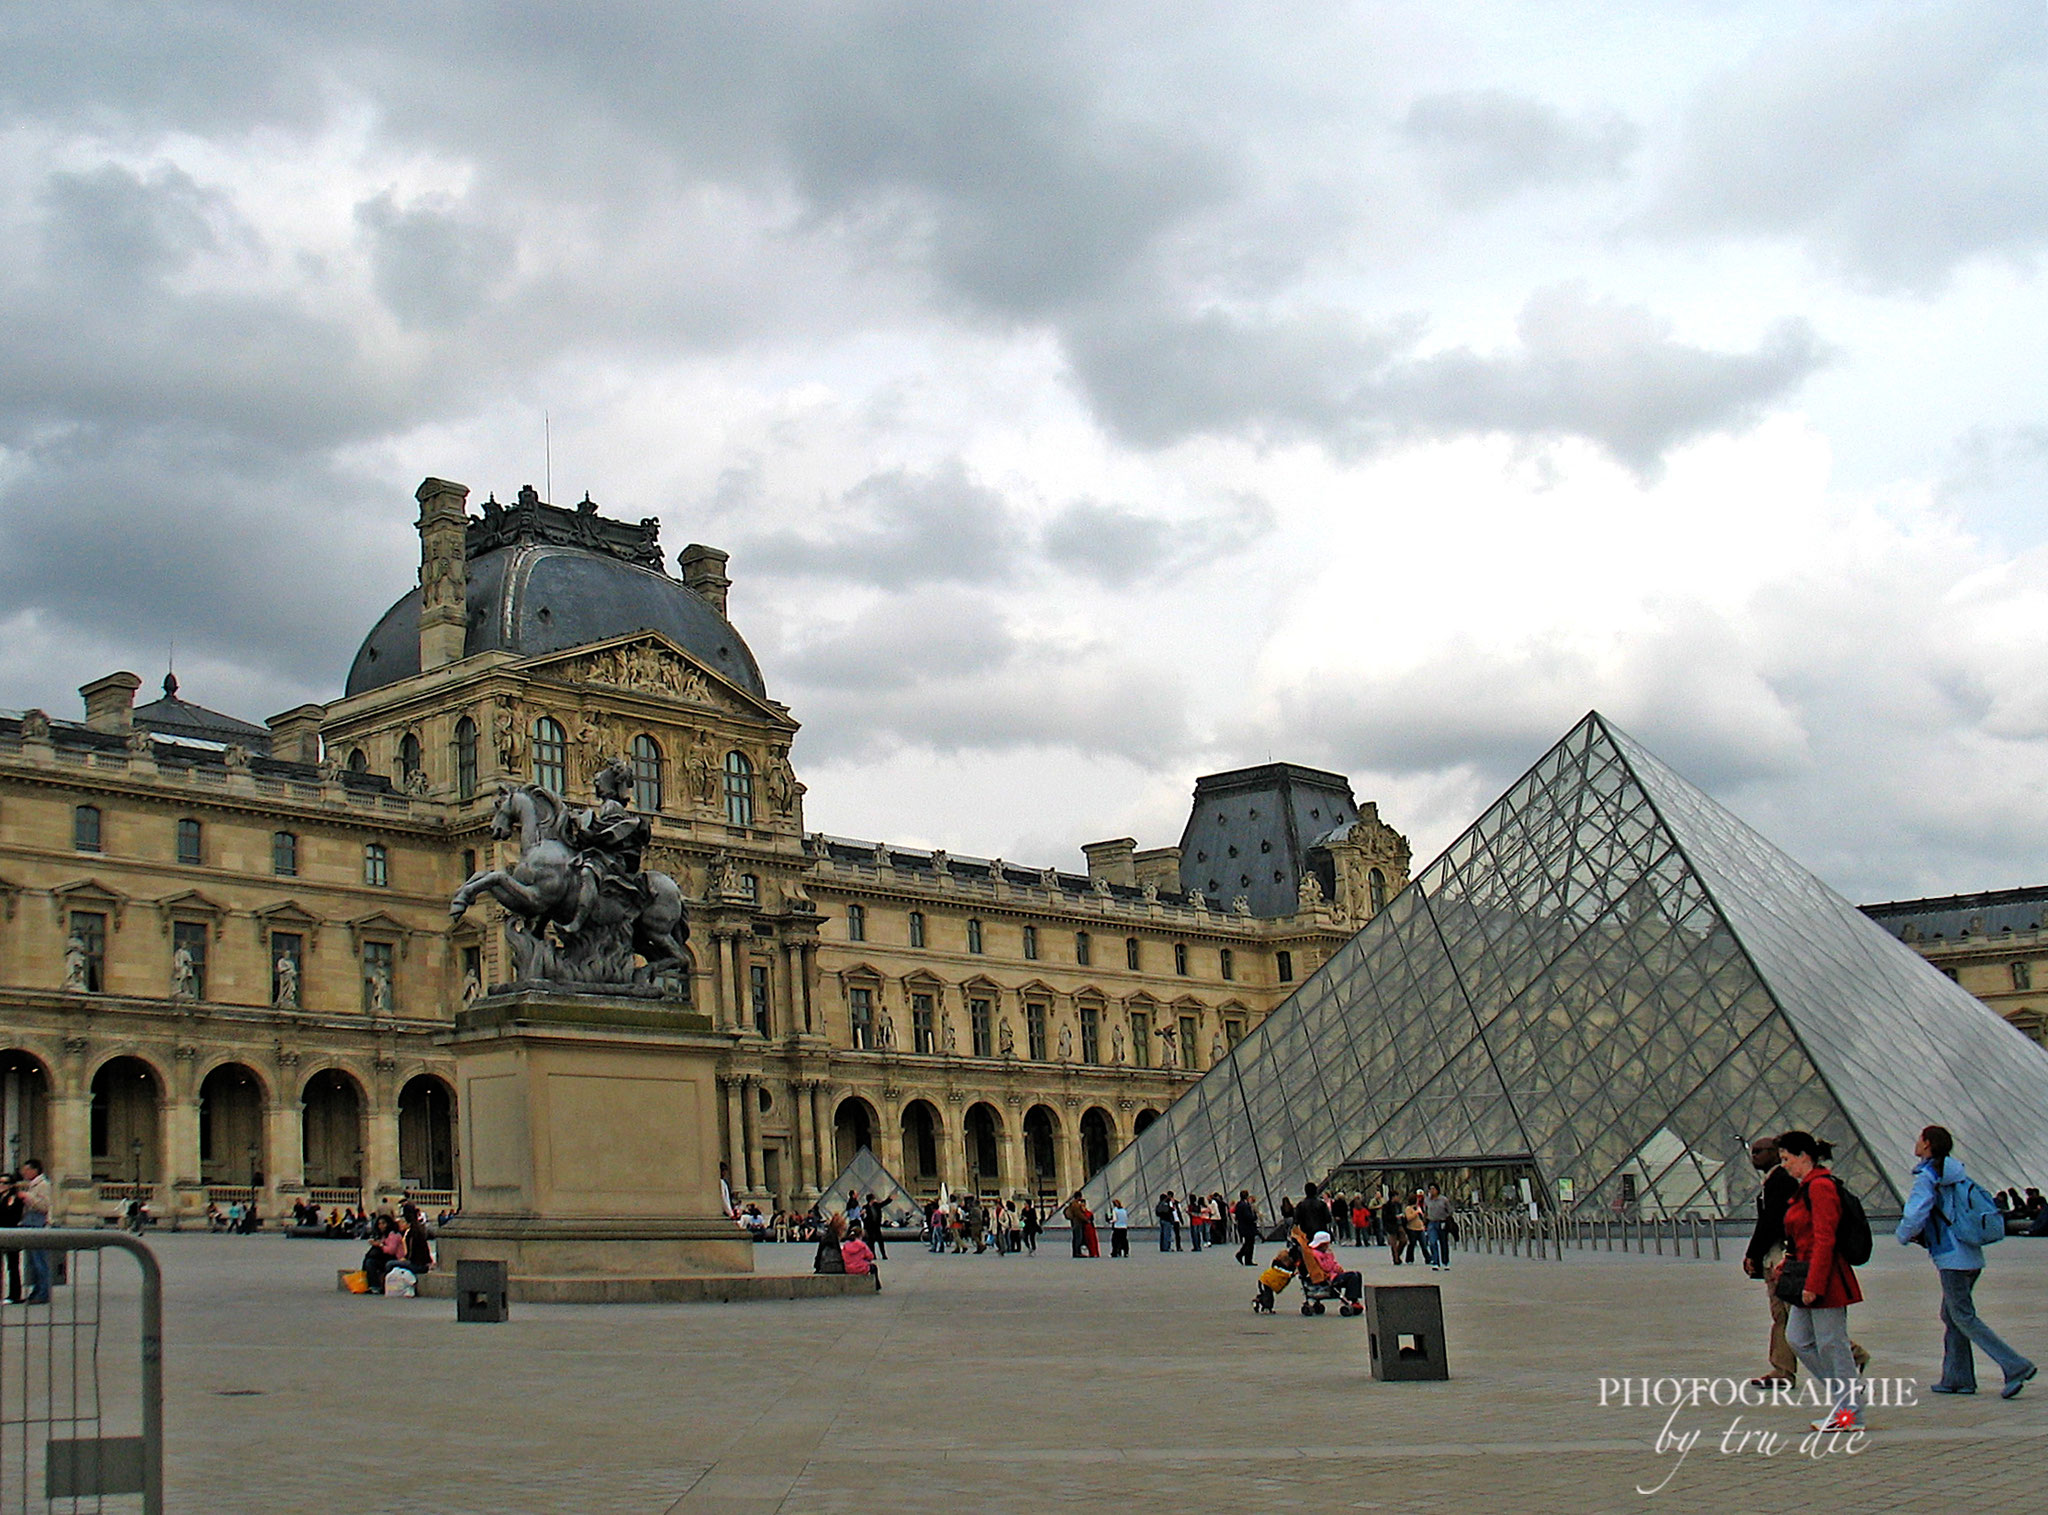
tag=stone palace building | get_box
[0,479,1415,1225]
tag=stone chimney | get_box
[266,704,326,765]
[1133,846,1182,893]
[1083,837,1138,889]
[415,477,471,672]
[678,544,731,617]
[79,671,142,733]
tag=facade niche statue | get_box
[63,935,89,992]
[170,944,199,1000]
[273,951,299,1009]
[449,756,691,997]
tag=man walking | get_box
[1233,1191,1259,1266]
[18,1158,51,1305]
[1743,1136,1865,1384]
[862,1192,887,1260]
[1293,1181,1332,1244]
[1896,1124,2037,1398]
[1423,1184,1453,1271]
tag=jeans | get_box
[1938,1268,2035,1390]
[1158,1221,1177,1253]
[21,1211,49,1301]
[1189,1223,1203,1252]
[1786,1304,1861,1424]
[1423,1221,1447,1267]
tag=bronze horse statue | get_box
[449,783,690,989]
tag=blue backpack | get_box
[1937,1176,2007,1248]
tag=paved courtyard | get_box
[75,1228,2048,1511]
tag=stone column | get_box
[739,1075,762,1196]
[789,1078,815,1198]
[799,941,820,1035]
[876,1089,905,1181]
[939,1093,966,1194]
[268,1052,305,1200]
[721,1076,746,1201]
[730,936,754,1037]
[707,930,733,1030]
[810,1082,832,1188]
[999,1100,1026,1203]
[164,1045,202,1226]
[366,1056,402,1207]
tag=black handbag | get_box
[1773,1259,1810,1304]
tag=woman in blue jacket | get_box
[1895,1125,2037,1398]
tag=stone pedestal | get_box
[434,992,753,1279]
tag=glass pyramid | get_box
[1083,712,2048,1219]
[816,1146,925,1228]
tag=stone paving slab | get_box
[98,1231,2048,1512]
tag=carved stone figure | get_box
[462,969,483,1005]
[878,1011,897,1050]
[63,935,88,992]
[1186,890,1207,911]
[872,840,891,867]
[942,1015,958,1054]
[706,849,742,901]
[273,952,299,1009]
[491,701,521,773]
[998,1018,1016,1056]
[572,713,606,786]
[929,849,950,876]
[223,743,249,774]
[366,964,392,1018]
[1057,1022,1073,1061]
[19,708,49,740]
[403,766,432,796]
[686,731,717,807]
[1091,876,1111,896]
[125,727,153,757]
[1231,895,1251,916]
[1039,867,1059,891]
[1212,1032,1225,1064]
[1297,871,1324,908]
[764,747,804,818]
[1156,1021,1178,1056]
[1111,1023,1126,1064]
[1142,882,1159,903]
[447,764,692,995]
[171,944,199,1000]
[988,858,1007,887]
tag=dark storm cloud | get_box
[1067,285,1825,473]
[1403,90,1636,207]
[1645,0,2048,290]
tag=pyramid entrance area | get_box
[132,1225,2048,1510]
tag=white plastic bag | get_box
[384,1266,417,1297]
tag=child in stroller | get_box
[1253,1228,1363,1317]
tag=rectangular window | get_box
[969,996,993,1058]
[2013,961,2033,992]
[1075,931,1091,966]
[173,919,208,999]
[69,911,106,993]
[738,872,759,901]
[908,911,925,948]
[750,962,771,1035]
[176,817,203,866]
[362,940,395,1014]
[849,986,874,1049]
[1178,1013,1198,1070]
[846,903,866,942]
[967,918,983,954]
[364,842,389,888]
[1080,1002,1100,1064]
[1130,1010,1151,1069]
[911,991,936,1054]
[271,932,303,1005]
[1026,1001,1048,1060]
[1220,947,1234,981]
[272,830,297,877]
[1276,949,1294,982]
[1225,1016,1245,1049]
[1022,924,1038,960]
[1126,936,1141,971]
[461,848,477,879]
[73,805,102,853]
[1173,942,1188,975]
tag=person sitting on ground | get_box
[361,1215,407,1294]
[813,1214,847,1275]
[400,1202,433,1276]
[1307,1229,1364,1305]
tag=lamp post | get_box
[353,1147,365,1207]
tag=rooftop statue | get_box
[450,756,691,996]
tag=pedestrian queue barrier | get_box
[1449,1208,1726,1264]
[0,1231,163,1513]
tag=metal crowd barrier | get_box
[1447,1208,1725,1264]
[0,1231,163,1513]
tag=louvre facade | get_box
[1082,713,2048,1221]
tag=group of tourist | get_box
[1742,1125,2038,1435]
[923,1192,1038,1254]
[356,1201,436,1295]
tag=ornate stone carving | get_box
[764,746,804,818]
[1297,871,1324,908]
[1057,1023,1073,1062]
[565,639,715,704]
[491,700,522,774]
[687,730,718,807]
[273,951,299,1009]
[448,759,693,996]
[1231,894,1251,916]
[1110,1023,1125,1064]
[125,727,153,757]
[19,708,49,740]
[170,944,200,1000]
[1187,890,1207,911]
[941,1015,958,1054]
[929,850,950,876]
[1142,882,1159,903]
[1092,875,1111,896]
[62,934,88,992]
[998,1018,1015,1057]
[223,743,250,774]
[365,962,392,1018]
[878,1011,897,1050]
[1039,867,1059,891]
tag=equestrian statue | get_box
[449,756,691,995]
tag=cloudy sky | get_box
[3,1,2047,902]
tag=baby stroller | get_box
[1252,1229,1362,1318]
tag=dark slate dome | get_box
[345,489,766,699]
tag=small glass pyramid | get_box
[816,1145,925,1228]
[1083,713,2048,1218]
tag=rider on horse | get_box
[561,757,652,937]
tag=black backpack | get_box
[1822,1174,1873,1266]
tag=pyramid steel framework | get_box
[816,1146,924,1228]
[1082,712,2048,1219]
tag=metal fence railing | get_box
[0,1232,163,1513]
[1446,1207,1727,1263]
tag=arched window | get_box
[346,748,368,775]
[723,750,755,825]
[453,716,478,799]
[1368,867,1387,913]
[531,717,567,793]
[631,734,663,812]
[397,731,423,783]
[73,804,102,852]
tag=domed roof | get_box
[345,491,766,699]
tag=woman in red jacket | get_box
[1776,1131,1864,1432]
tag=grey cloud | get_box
[743,460,1023,589]
[1645,1,2048,289]
[1041,493,1274,586]
[355,190,516,330]
[39,163,230,286]
[1067,285,1825,472]
[1403,89,1636,207]
[780,593,1016,693]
